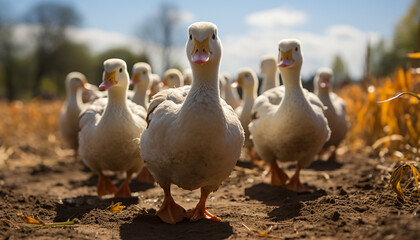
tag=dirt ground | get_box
[1,145,419,240]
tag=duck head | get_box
[163,68,184,88]
[234,68,258,95]
[314,67,333,94]
[186,22,222,67]
[100,58,129,91]
[260,56,278,77]
[65,72,90,92]
[277,39,303,70]
[131,62,152,90]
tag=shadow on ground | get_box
[120,213,234,240]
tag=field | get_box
[1,70,420,239]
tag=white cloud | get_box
[173,10,197,24]
[68,27,188,75]
[245,8,307,28]
[221,22,381,79]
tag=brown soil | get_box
[1,149,419,239]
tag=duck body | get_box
[251,85,328,167]
[141,85,243,191]
[234,68,258,156]
[314,68,348,160]
[78,58,147,197]
[79,98,146,173]
[140,22,244,224]
[59,72,89,153]
[249,39,330,192]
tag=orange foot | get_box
[186,206,221,222]
[114,172,132,198]
[186,188,221,222]
[285,165,311,193]
[270,161,289,186]
[156,185,186,224]
[136,167,155,184]
[97,171,117,196]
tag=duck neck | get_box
[281,66,304,100]
[66,87,83,110]
[106,85,128,109]
[242,86,257,107]
[263,69,279,88]
[189,64,220,98]
[132,85,149,108]
[317,87,331,99]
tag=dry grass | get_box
[339,67,420,199]
[0,99,73,169]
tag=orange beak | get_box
[99,70,116,90]
[278,49,294,68]
[191,37,210,64]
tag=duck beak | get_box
[81,78,92,90]
[191,37,210,64]
[99,70,116,90]
[278,49,294,68]
[320,77,331,88]
[83,83,93,90]
[232,77,242,88]
[130,73,140,86]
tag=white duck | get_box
[313,67,349,162]
[162,68,184,89]
[59,72,90,154]
[183,68,193,85]
[130,63,156,184]
[140,22,244,224]
[149,73,161,99]
[218,74,226,99]
[233,68,259,160]
[130,62,152,109]
[259,55,280,94]
[222,73,241,109]
[249,39,330,192]
[79,58,147,198]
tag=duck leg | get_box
[114,172,133,198]
[156,184,186,224]
[97,170,117,196]
[136,167,155,184]
[186,188,220,222]
[285,164,310,193]
[270,161,289,186]
[327,150,337,162]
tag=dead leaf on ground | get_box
[106,202,126,214]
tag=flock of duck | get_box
[58,22,349,224]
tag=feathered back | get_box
[146,86,191,126]
[251,86,326,121]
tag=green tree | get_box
[370,0,419,77]
[0,1,16,100]
[25,2,81,97]
[331,54,350,86]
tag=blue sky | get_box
[8,0,414,78]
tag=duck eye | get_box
[295,47,298,52]
[189,34,192,40]
[119,68,122,73]
[212,33,216,40]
